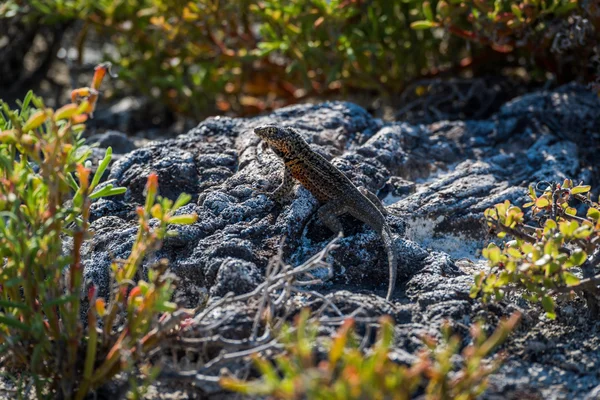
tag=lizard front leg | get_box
[317,199,349,236]
[358,187,388,216]
[262,166,295,204]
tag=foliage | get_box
[411,1,599,87]
[412,0,580,51]
[221,309,520,400]
[1,0,593,117]
[0,64,197,399]
[472,180,600,319]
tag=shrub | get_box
[472,180,600,319]
[221,309,520,400]
[412,0,580,53]
[1,1,591,118]
[0,64,197,399]
[0,1,439,115]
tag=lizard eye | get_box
[261,142,269,151]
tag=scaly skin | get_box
[254,125,398,301]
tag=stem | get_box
[77,309,98,400]
[91,328,128,385]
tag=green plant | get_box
[412,1,600,86]
[0,1,435,115]
[221,309,520,400]
[0,64,197,399]
[412,0,580,50]
[3,1,590,118]
[472,180,600,319]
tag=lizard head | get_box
[254,125,304,159]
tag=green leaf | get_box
[497,271,511,286]
[545,219,557,230]
[21,90,34,114]
[511,4,522,19]
[156,301,178,313]
[166,230,179,237]
[66,172,80,192]
[72,123,86,134]
[545,262,560,276]
[410,20,437,30]
[436,1,450,18]
[90,147,113,190]
[506,247,522,258]
[563,272,580,286]
[219,377,253,394]
[423,2,434,21]
[469,284,480,299]
[42,294,78,307]
[587,207,600,221]
[483,244,502,264]
[494,288,505,301]
[555,253,568,265]
[567,250,587,267]
[559,221,577,237]
[256,41,281,56]
[541,296,556,320]
[89,185,127,199]
[528,184,537,200]
[505,260,518,273]
[173,193,192,210]
[521,243,534,255]
[565,207,577,216]
[573,226,592,239]
[0,299,29,310]
[73,191,83,208]
[0,315,31,331]
[496,200,510,216]
[571,185,591,195]
[254,356,279,385]
[2,276,24,288]
[168,213,198,225]
[535,197,549,208]
[555,1,579,15]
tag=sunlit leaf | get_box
[541,296,556,320]
[571,185,591,194]
[567,250,587,267]
[563,272,580,286]
[587,207,600,221]
[535,197,549,208]
[410,20,438,29]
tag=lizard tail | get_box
[381,225,397,301]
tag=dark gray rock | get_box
[75,85,600,399]
[86,130,137,154]
[87,96,175,135]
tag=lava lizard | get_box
[254,125,398,300]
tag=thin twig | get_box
[551,272,600,294]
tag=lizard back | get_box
[284,152,356,203]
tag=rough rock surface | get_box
[79,83,600,399]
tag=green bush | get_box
[412,0,580,51]
[1,0,590,117]
[472,180,600,319]
[221,309,520,400]
[0,64,197,399]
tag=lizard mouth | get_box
[253,126,269,138]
